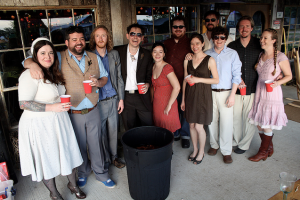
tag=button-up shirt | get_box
[125,46,139,91]
[202,32,233,52]
[95,49,117,100]
[206,46,242,89]
[164,35,191,87]
[228,36,262,95]
[57,50,108,110]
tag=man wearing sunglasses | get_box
[164,16,192,148]
[227,16,262,155]
[205,26,242,164]
[202,10,233,52]
[114,23,153,131]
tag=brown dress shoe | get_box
[67,182,86,199]
[207,148,218,156]
[113,158,126,169]
[223,155,233,164]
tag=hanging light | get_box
[87,12,90,14]
[153,7,155,10]
[11,15,15,19]
[39,13,43,16]
[48,13,51,16]
[74,12,77,16]
[140,7,143,10]
[67,9,71,13]
[20,18,24,22]
[162,12,164,14]
[138,11,141,14]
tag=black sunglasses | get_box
[205,18,217,22]
[214,35,226,40]
[129,32,142,37]
[172,25,185,29]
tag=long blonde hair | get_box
[255,28,278,76]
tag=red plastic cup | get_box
[60,95,71,103]
[185,75,195,86]
[239,86,246,95]
[83,80,92,94]
[137,83,145,94]
[265,80,273,92]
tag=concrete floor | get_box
[14,85,300,200]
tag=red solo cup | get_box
[265,80,273,92]
[83,80,92,94]
[60,95,71,103]
[185,75,195,86]
[137,83,145,94]
[239,86,246,95]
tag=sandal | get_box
[188,153,197,161]
[193,154,205,165]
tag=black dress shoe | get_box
[174,136,180,141]
[181,139,190,148]
[234,148,246,154]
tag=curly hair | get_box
[255,28,278,76]
[89,25,113,52]
[32,40,65,85]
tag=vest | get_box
[61,49,100,107]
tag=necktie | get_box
[130,55,135,62]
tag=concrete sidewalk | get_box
[14,85,300,200]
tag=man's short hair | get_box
[211,26,229,40]
[236,15,255,29]
[127,23,144,35]
[65,26,85,40]
[204,10,220,20]
[171,16,186,26]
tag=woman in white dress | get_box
[18,38,85,199]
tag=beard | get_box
[240,33,250,38]
[96,41,106,49]
[172,31,185,39]
[69,44,85,55]
[207,24,214,31]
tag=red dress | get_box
[152,64,181,132]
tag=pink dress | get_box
[152,64,181,133]
[248,52,288,130]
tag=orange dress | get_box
[152,64,181,132]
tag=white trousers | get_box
[232,93,256,150]
[208,91,233,155]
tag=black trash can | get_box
[121,126,173,200]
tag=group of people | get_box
[17,9,292,200]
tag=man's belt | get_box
[125,90,139,94]
[99,95,117,102]
[68,104,97,114]
[211,89,231,92]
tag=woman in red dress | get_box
[151,43,181,133]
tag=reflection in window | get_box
[0,50,24,88]
[252,11,265,38]
[0,11,23,50]
[137,7,153,35]
[283,6,300,53]
[226,11,241,37]
[74,9,95,41]
[153,7,170,34]
[19,10,49,48]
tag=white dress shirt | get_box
[125,46,139,91]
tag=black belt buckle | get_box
[81,108,89,115]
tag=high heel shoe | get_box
[193,154,204,165]
[67,182,86,199]
[50,192,64,200]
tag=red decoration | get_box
[87,12,90,14]
[153,7,155,10]
[39,12,43,16]
[140,7,143,10]
[74,12,77,16]
[11,15,15,19]
[20,18,24,21]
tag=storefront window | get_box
[282,6,300,56]
[136,6,198,50]
[0,8,97,129]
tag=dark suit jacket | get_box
[91,49,125,101]
[114,44,153,111]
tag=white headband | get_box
[31,37,51,54]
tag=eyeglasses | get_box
[172,25,185,29]
[213,35,226,40]
[129,32,142,37]
[205,18,217,22]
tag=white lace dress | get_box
[18,70,83,182]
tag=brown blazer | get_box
[114,44,153,112]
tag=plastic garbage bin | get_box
[121,126,173,200]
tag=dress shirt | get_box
[202,32,233,52]
[206,46,242,89]
[227,36,262,95]
[164,35,191,87]
[57,50,108,110]
[95,49,117,100]
[125,46,139,91]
